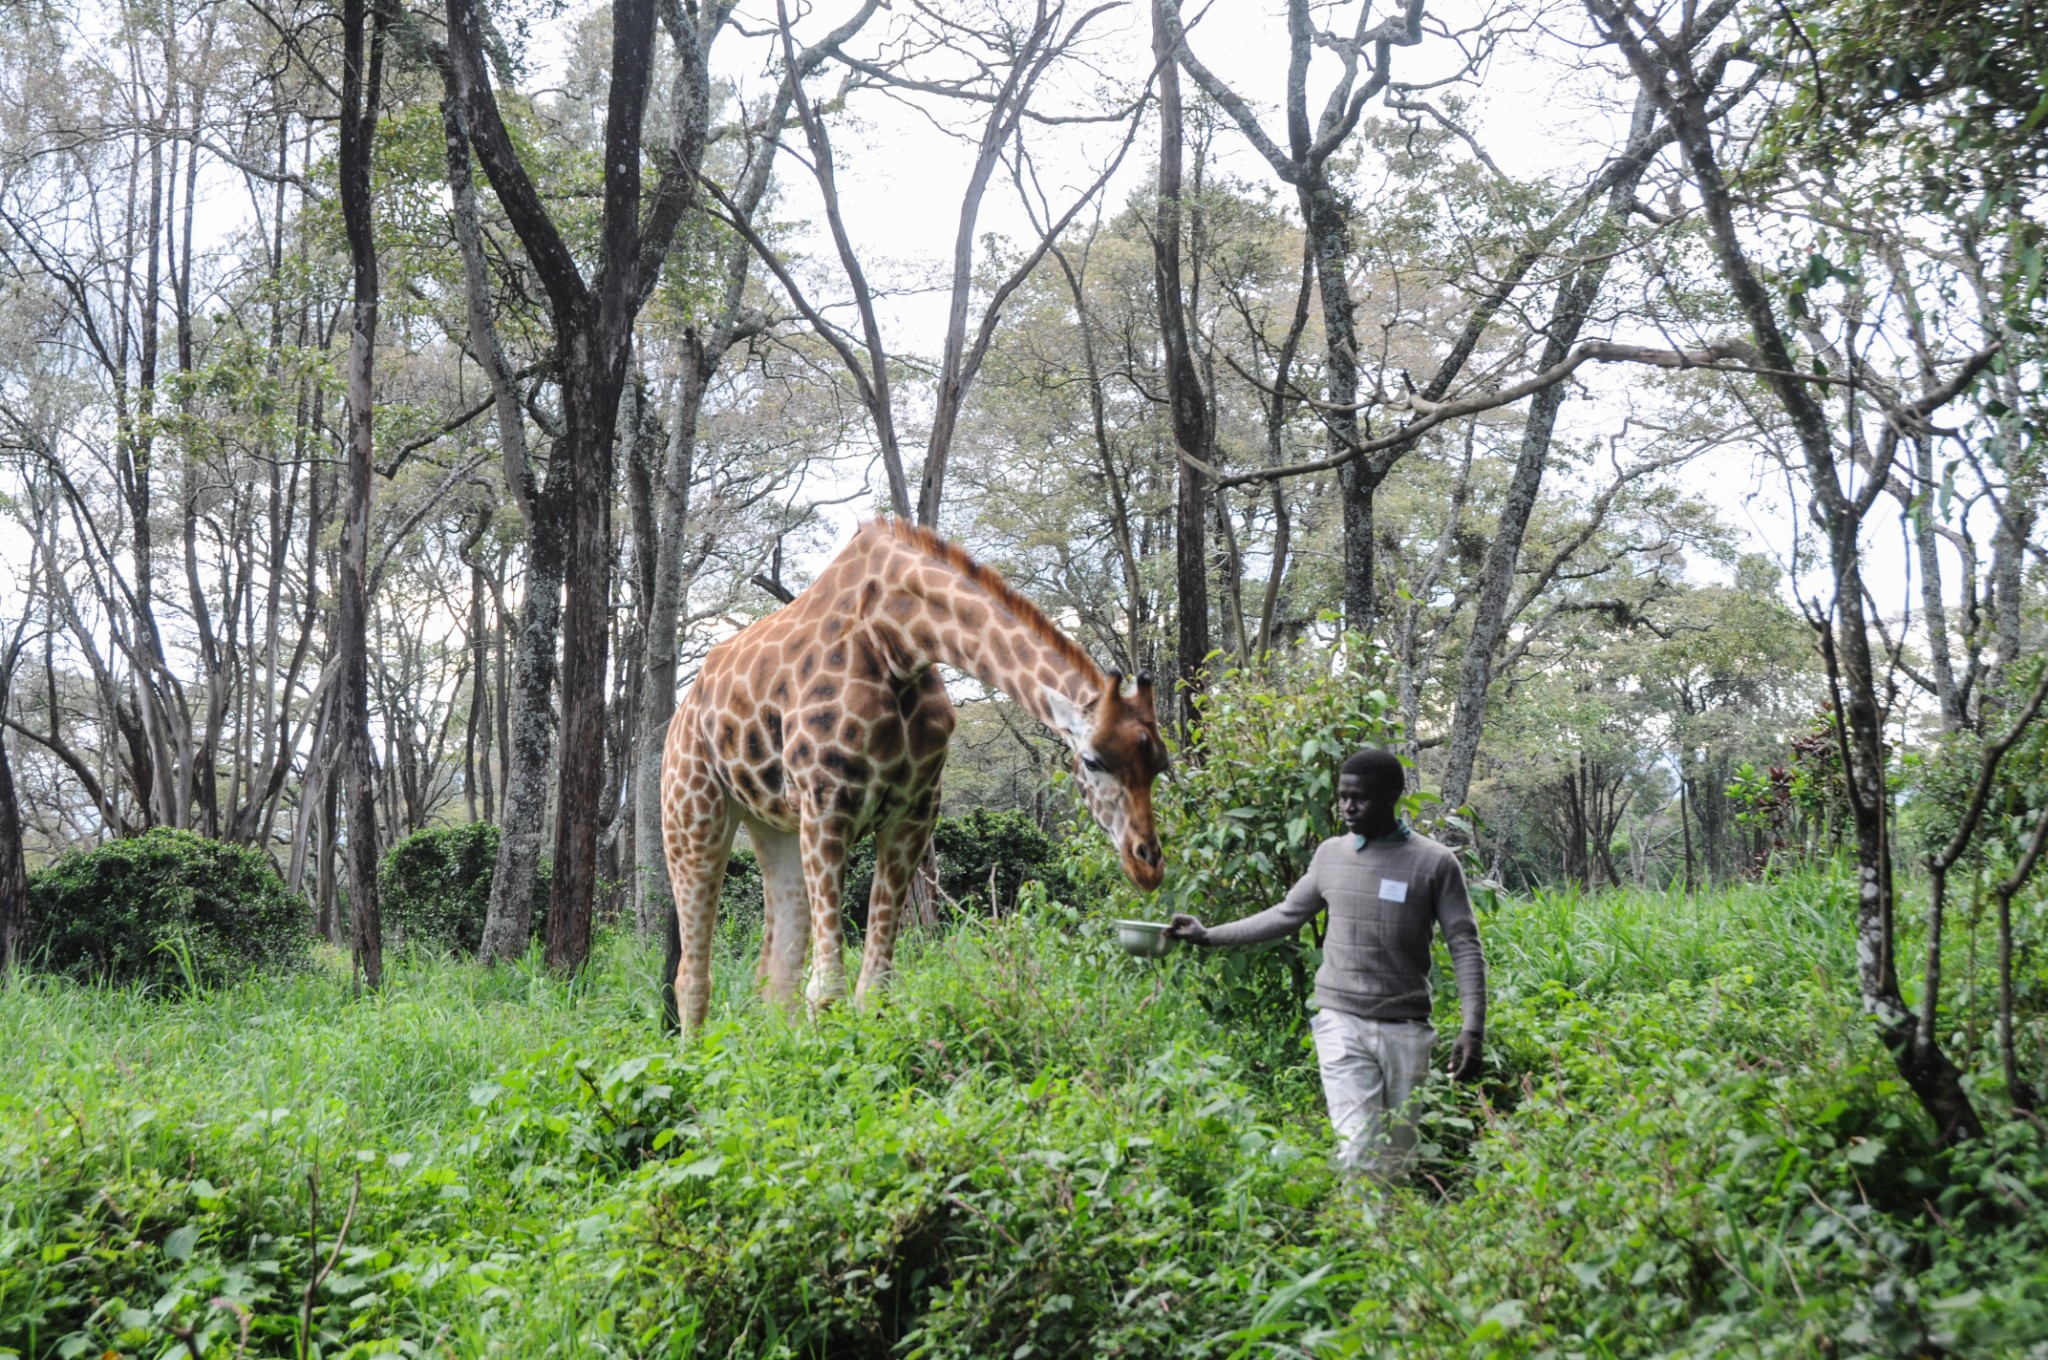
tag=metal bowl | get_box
[1114,918,1177,958]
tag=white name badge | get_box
[1379,878,1409,904]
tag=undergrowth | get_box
[1,872,2044,1358]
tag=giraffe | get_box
[658,518,1169,1033]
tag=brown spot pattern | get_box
[659,518,1156,1037]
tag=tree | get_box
[335,0,392,991]
[1152,0,1211,716]
[1587,0,2002,1142]
[1160,0,1433,632]
[0,663,25,974]
[443,0,709,974]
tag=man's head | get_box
[1336,748,1406,837]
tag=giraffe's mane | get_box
[867,519,1106,691]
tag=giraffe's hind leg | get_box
[797,800,854,1010]
[855,802,939,1004]
[749,822,809,1014]
[662,753,736,1036]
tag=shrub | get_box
[933,807,1075,909]
[719,844,763,928]
[378,822,547,955]
[25,827,309,989]
[1067,635,1407,1068]
[837,809,1078,930]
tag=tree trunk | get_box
[316,721,342,943]
[479,518,564,963]
[1562,758,1590,886]
[543,347,630,976]
[1302,188,1369,636]
[1828,566,1981,1139]
[464,509,492,823]
[1154,0,1210,718]
[1679,770,1696,891]
[1908,435,1964,733]
[635,359,701,937]
[1979,337,2036,720]
[1438,88,1657,812]
[336,0,388,992]
[1699,753,1731,881]
[615,375,652,908]
[0,729,27,977]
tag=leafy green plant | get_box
[719,843,764,928]
[378,822,548,955]
[23,827,309,990]
[1065,637,1410,1074]
[832,810,1081,932]
[933,808,1076,911]
[1727,709,1854,873]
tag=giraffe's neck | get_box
[873,534,1104,733]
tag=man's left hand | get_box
[1449,1030,1483,1082]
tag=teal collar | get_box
[1351,823,1411,851]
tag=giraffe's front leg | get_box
[856,808,937,1004]
[797,804,852,1010]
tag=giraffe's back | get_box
[668,529,953,841]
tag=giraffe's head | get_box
[1045,670,1168,892]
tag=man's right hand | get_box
[1165,913,1210,945]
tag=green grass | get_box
[2,873,2045,1359]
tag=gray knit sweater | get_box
[1202,830,1486,1031]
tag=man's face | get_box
[1336,772,1398,836]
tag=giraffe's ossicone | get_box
[658,519,1169,1034]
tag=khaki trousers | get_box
[1310,1009,1437,1181]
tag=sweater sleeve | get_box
[1201,855,1325,946]
[1433,853,1487,1035]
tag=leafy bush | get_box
[378,822,547,955]
[933,807,1075,909]
[1069,637,1408,1067]
[1729,708,1857,872]
[24,827,308,989]
[1073,636,1406,913]
[829,810,1080,932]
[719,844,763,927]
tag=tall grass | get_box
[1485,873,1854,999]
[2,871,2043,1359]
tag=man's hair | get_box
[1339,748,1406,798]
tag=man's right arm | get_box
[1171,856,1323,946]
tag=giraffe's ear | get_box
[1042,686,1094,750]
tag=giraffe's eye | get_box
[1081,753,1107,774]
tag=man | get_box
[1166,748,1486,1182]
